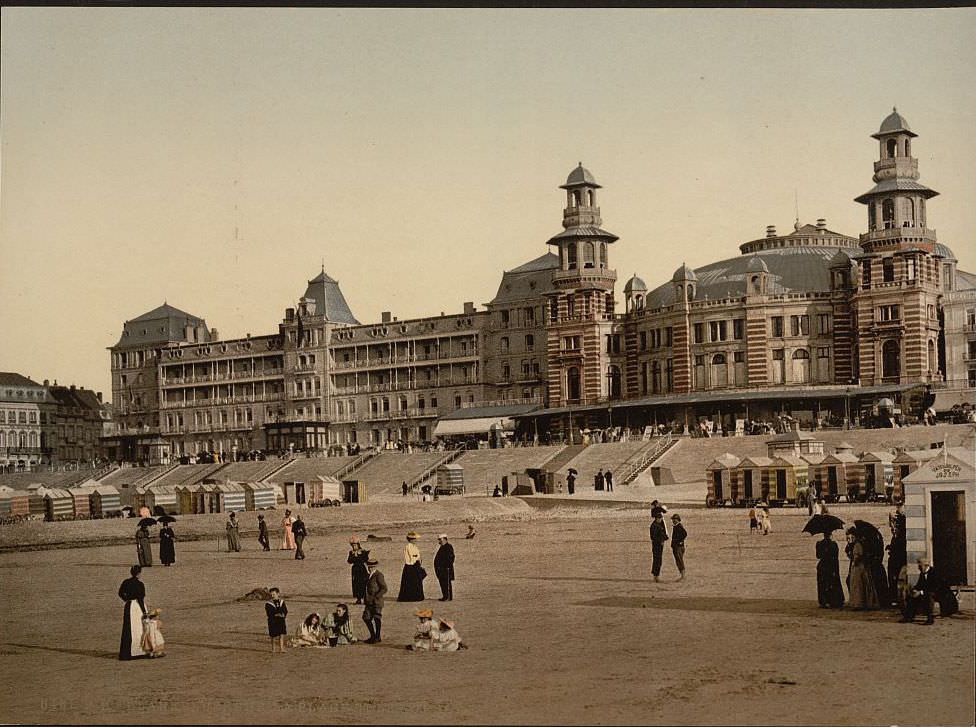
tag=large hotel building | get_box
[106,110,976,461]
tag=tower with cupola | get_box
[544,164,621,409]
[852,109,945,385]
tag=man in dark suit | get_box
[649,511,669,582]
[291,513,307,560]
[900,557,956,624]
[605,470,613,492]
[363,557,387,643]
[434,534,455,601]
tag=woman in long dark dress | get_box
[159,525,176,566]
[815,532,844,608]
[118,565,147,660]
[347,537,370,604]
[865,529,890,608]
[135,525,153,567]
[397,532,425,602]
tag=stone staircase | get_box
[617,435,679,486]
[453,445,566,493]
[542,444,588,475]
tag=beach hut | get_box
[800,454,826,500]
[859,451,895,502]
[145,485,179,516]
[435,463,465,496]
[243,481,277,511]
[706,454,740,506]
[893,449,940,505]
[91,484,123,517]
[0,486,17,515]
[766,430,825,458]
[307,476,342,505]
[341,479,367,504]
[191,482,220,514]
[215,482,247,512]
[902,449,975,586]
[67,485,94,518]
[175,485,194,514]
[281,481,309,506]
[732,456,773,504]
[271,482,285,505]
[25,484,47,517]
[819,451,861,502]
[0,488,30,517]
[43,488,74,521]
[769,455,807,506]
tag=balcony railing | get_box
[161,368,285,385]
[331,350,479,369]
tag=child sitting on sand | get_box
[141,608,166,658]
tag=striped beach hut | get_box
[800,454,826,500]
[733,456,773,504]
[819,451,861,502]
[175,485,194,515]
[191,482,220,514]
[0,488,30,516]
[706,454,740,506]
[859,451,895,502]
[44,488,74,521]
[893,449,940,504]
[308,476,342,505]
[0,485,18,515]
[25,484,48,517]
[768,455,807,506]
[67,485,94,518]
[91,484,123,517]
[215,482,247,512]
[243,481,277,511]
[145,485,179,516]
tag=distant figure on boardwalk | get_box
[605,470,613,493]
[135,524,153,567]
[348,537,370,604]
[265,587,288,653]
[118,565,147,660]
[649,511,669,582]
[280,510,296,550]
[397,532,426,602]
[670,514,687,580]
[434,534,455,601]
[363,558,387,643]
[815,532,845,609]
[159,524,176,566]
[594,470,605,492]
[292,514,307,560]
[226,512,242,552]
[257,514,271,552]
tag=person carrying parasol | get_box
[804,514,845,608]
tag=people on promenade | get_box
[397,532,426,601]
[594,469,605,492]
[363,558,387,644]
[324,603,357,646]
[136,524,153,567]
[280,510,296,551]
[348,537,370,604]
[434,534,455,601]
[670,514,687,580]
[292,514,307,560]
[159,523,176,566]
[651,500,668,519]
[265,587,288,653]
[566,470,576,495]
[815,532,845,609]
[118,565,148,660]
[226,512,242,552]
[257,514,271,552]
[649,511,669,582]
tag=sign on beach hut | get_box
[215,482,247,512]
[242,481,276,511]
[893,449,939,504]
[43,488,74,520]
[91,484,122,516]
[67,486,94,518]
[859,451,895,502]
[706,454,739,505]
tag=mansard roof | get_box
[302,268,359,325]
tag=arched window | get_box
[687,285,694,302]
[927,339,937,375]
[902,197,915,226]
[882,199,895,228]
[566,367,581,402]
[607,366,622,400]
[567,243,577,269]
[525,334,534,351]
[712,353,727,365]
[382,397,390,413]
[792,349,810,359]
[573,190,582,207]
[370,398,378,415]
[904,138,911,156]
[587,189,594,206]
[584,242,595,268]
[399,395,408,411]
[792,348,811,383]
[600,243,607,267]
[882,340,900,380]
[886,138,897,157]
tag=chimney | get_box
[765,225,777,238]
[196,323,206,342]
[96,392,103,403]
[463,302,475,315]
[44,379,49,386]
[381,311,392,323]
[816,218,826,232]
[285,308,295,321]
[210,328,218,341]
[70,384,76,391]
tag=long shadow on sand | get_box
[3,642,118,660]
[166,640,267,654]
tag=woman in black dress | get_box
[347,537,370,604]
[118,565,147,660]
[159,525,176,566]
[815,532,844,608]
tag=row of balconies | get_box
[331,379,480,395]
[331,350,479,369]
[160,368,285,385]
[160,393,285,409]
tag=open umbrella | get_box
[851,519,881,540]
[157,515,177,524]
[568,468,578,475]
[138,517,158,528]
[802,514,844,536]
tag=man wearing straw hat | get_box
[434,534,455,601]
[362,557,387,644]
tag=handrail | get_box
[618,434,676,486]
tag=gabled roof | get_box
[0,372,41,388]
[301,268,359,325]
[509,252,559,274]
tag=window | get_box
[906,258,917,281]
[967,309,976,328]
[521,360,531,377]
[567,297,576,317]
[878,305,900,322]
[550,299,558,323]
[694,355,705,366]
[693,323,705,344]
[862,261,872,288]
[733,319,744,340]
[818,347,830,358]
[454,394,462,408]
[882,258,895,283]
[665,327,673,347]
[817,314,832,335]
[502,363,510,380]
[709,320,728,342]
[563,336,580,351]
[604,334,621,354]
[772,349,785,360]
[733,351,745,363]
[524,307,534,324]
[500,336,509,353]
[566,367,580,401]
[771,316,784,338]
[525,334,534,351]
[639,331,647,351]
[500,310,510,327]
[790,315,809,337]
[567,242,577,269]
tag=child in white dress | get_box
[141,608,166,658]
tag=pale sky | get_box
[2,7,975,400]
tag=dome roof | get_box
[873,107,916,138]
[745,256,769,273]
[624,274,647,293]
[672,263,697,282]
[933,242,956,261]
[561,162,600,188]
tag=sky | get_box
[2,7,975,401]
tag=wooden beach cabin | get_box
[67,485,94,518]
[307,476,342,505]
[859,451,895,502]
[0,488,30,516]
[145,485,179,516]
[43,488,74,521]
[769,455,807,506]
[191,482,220,514]
[819,451,861,502]
[25,484,47,517]
[215,481,246,512]
[732,456,772,504]
[435,463,465,496]
[706,454,740,506]
[90,484,123,517]
[242,481,276,510]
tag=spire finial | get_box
[578,161,582,167]
[321,258,325,274]
[893,105,897,113]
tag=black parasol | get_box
[568,468,578,475]
[802,514,845,535]
[852,519,885,557]
[157,515,177,524]
[138,517,158,528]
